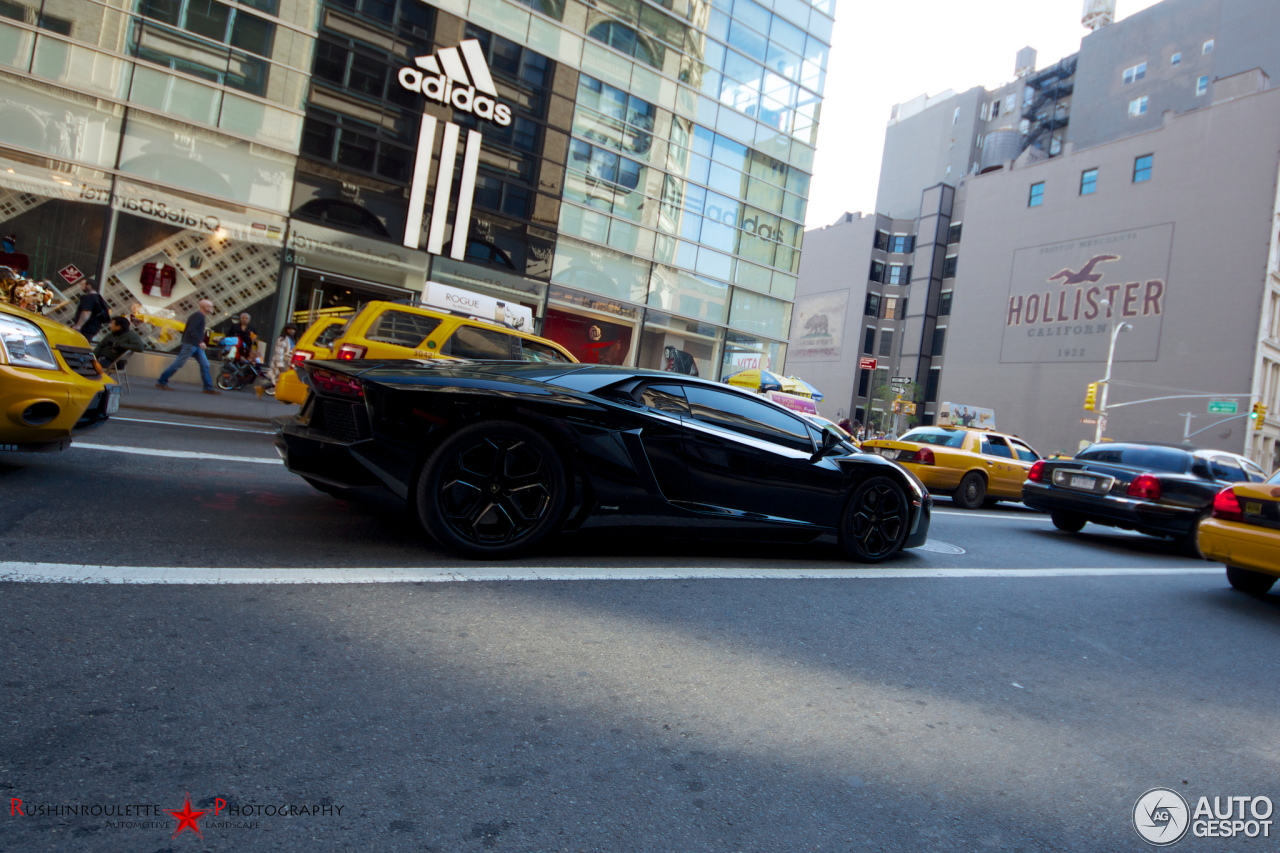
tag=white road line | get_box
[934,509,1047,521]
[72,443,283,465]
[114,416,274,435]
[0,563,1223,585]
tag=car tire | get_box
[839,476,910,563]
[1226,566,1276,594]
[302,476,355,500]
[416,420,567,559]
[216,371,238,391]
[953,472,986,510]
[1051,512,1086,533]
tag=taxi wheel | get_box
[953,472,986,510]
[1051,512,1086,533]
[1226,566,1276,595]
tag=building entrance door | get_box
[289,268,414,330]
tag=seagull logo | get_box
[1047,253,1119,285]
[397,39,512,126]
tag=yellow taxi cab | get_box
[862,408,1041,508]
[274,314,353,405]
[276,301,577,405]
[1198,470,1280,594]
[1,301,118,452]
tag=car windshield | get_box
[314,320,350,348]
[1269,470,1280,484]
[899,428,966,448]
[1075,444,1190,473]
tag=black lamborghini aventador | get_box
[275,360,932,561]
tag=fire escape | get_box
[1021,55,1077,155]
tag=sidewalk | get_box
[117,379,300,424]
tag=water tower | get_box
[1082,0,1115,30]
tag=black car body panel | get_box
[1022,442,1266,539]
[276,359,932,555]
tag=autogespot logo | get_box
[1133,788,1190,846]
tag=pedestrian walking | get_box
[155,299,220,394]
[70,278,110,341]
[93,316,145,368]
[264,324,298,388]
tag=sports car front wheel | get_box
[416,420,567,559]
[839,476,910,563]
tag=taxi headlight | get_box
[0,314,58,370]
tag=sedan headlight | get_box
[0,314,58,370]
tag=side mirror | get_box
[811,427,842,462]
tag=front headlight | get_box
[0,314,58,370]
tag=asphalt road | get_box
[2,415,1274,852]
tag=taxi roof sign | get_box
[937,402,996,430]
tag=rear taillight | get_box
[310,368,364,398]
[1027,459,1046,482]
[903,447,935,465]
[1126,474,1162,501]
[291,349,314,365]
[336,344,367,361]
[1211,487,1244,521]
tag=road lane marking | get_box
[72,443,283,465]
[934,509,1047,521]
[0,563,1223,585]
[114,416,274,435]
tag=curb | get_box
[118,402,297,425]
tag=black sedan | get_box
[1022,442,1269,552]
[275,360,932,561]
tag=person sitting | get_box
[93,315,146,368]
[223,312,259,361]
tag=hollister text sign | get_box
[1000,223,1172,364]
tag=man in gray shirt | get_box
[155,298,220,394]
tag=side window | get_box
[445,325,519,360]
[639,383,688,416]
[1009,439,1039,462]
[1209,456,1247,483]
[1242,461,1268,482]
[366,310,442,347]
[682,386,813,452]
[315,319,351,347]
[519,339,571,362]
[981,435,1013,459]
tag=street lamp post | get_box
[1095,305,1133,443]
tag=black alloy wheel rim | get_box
[438,436,554,546]
[849,481,907,559]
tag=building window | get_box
[857,368,870,397]
[932,326,946,356]
[1128,95,1148,116]
[1171,52,1181,65]
[1080,168,1098,195]
[991,99,1000,118]
[869,260,885,282]
[937,291,952,316]
[1196,75,1209,96]
[887,263,911,285]
[953,107,960,125]
[980,102,989,121]
[890,234,914,253]
[924,368,940,403]
[1122,62,1146,84]
[941,255,957,278]
[1028,182,1045,207]
[864,293,880,317]
[1203,39,1214,54]
[1134,154,1153,183]
[873,230,890,251]
[863,327,875,354]
[947,222,961,244]
[877,329,894,358]
[883,296,908,320]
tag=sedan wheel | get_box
[952,472,986,509]
[1226,566,1276,594]
[416,420,566,558]
[1051,512,1086,533]
[840,476,909,563]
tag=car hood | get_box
[0,303,94,350]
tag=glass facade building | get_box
[0,0,832,377]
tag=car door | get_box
[678,385,845,528]
[978,434,1022,498]
[630,383,692,502]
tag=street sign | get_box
[890,384,907,394]
[1080,418,1097,425]
[1208,400,1238,415]
[57,264,84,285]
[891,376,911,384]
[859,357,877,371]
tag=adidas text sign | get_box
[398,39,512,127]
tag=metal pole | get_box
[1095,318,1132,443]
[1181,412,1195,440]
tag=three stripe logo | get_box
[413,40,497,97]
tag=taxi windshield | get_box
[899,428,965,448]
[1269,469,1280,484]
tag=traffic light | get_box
[1252,402,1268,430]
[892,400,902,414]
[903,403,917,415]
[1084,383,1098,411]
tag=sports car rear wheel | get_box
[840,476,909,563]
[416,420,566,559]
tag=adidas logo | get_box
[397,39,512,127]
